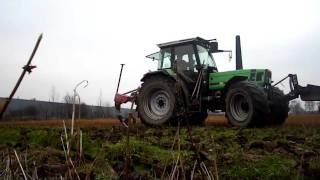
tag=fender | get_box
[140,70,176,82]
[222,76,248,96]
[140,70,191,108]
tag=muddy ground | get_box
[0,117,319,179]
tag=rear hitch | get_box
[114,89,138,128]
[114,64,139,127]
[114,89,138,110]
[273,74,320,101]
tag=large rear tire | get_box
[268,87,289,125]
[225,81,269,127]
[137,77,182,126]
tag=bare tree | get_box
[289,100,304,114]
[104,101,111,117]
[305,101,315,112]
[63,92,75,118]
[49,86,59,102]
[49,86,60,118]
[317,101,320,113]
[97,89,105,118]
[64,93,74,104]
[80,103,89,118]
[97,89,103,106]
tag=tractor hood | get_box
[209,69,271,90]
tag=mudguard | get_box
[140,70,175,82]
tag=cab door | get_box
[172,44,198,84]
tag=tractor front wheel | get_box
[225,81,269,127]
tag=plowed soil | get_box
[0,115,319,179]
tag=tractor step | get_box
[300,84,320,101]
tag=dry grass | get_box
[205,115,228,126]
[0,114,319,127]
[285,114,320,125]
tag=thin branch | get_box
[62,120,70,155]
[213,158,219,180]
[32,161,38,180]
[68,158,80,180]
[60,135,68,161]
[14,150,27,180]
[169,155,180,180]
[191,160,197,180]
[80,130,83,158]
[200,162,212,180]
[161,128,179,179]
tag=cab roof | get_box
[157,37,216,48]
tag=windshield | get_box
[146,49,172,69]
[160,49,172,69]
[146,51,160,60]
[147,45,217,70]
[197,45,217,68]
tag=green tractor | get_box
[115,36,320,127]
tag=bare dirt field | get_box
[1,114,320,127]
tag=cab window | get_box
[173,45,197,71]
[197,45,216,68]
[159,48,172,69]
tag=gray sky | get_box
[1,0,320,106]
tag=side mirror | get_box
[229,51,232,61]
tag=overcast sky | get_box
[1,0,320,106]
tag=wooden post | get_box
[0,34,43,119]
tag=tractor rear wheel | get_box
[268,87,289,125]
[225,81,269,127]
[137,76,182,126]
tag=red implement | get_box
[114,93,132,109]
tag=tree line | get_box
[290,100,320,114]
[3,86,115,120]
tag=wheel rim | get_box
[143,89,171,120]
[229,92,250,122]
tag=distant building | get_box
[0,97,129,120]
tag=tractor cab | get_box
[146,37,220,74]
[146,37,228,95]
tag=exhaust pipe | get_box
[236,35,243,70]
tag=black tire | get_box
[268,87,289,125]
[137,76,182,126]
[225,81,269,127]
